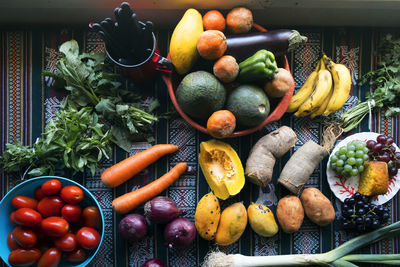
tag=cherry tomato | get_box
[11,195,38,210]
[61,204,82,222]
[12,226,37,248]
[8,248,41,266]
[7,232,20,250]
[37,196,64,217]
[66,248,87,263]
[76,226,101,250]
[41,179,62,196]
[82,206,101,229]
[41,216,70,237]
[60,185,84,204]
[34,186,46,200]
[14,208,42,227]
[54,232,77,252]
[10,211,17,225]
[37,248,62,267]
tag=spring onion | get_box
[202,221,400,267]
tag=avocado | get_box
[226,85,270,128]
[176,71,226,120]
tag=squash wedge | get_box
[199,140,245,200]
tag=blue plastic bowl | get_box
[0,176,105,267]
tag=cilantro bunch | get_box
[0,40,158,178]
[342,34,400,132]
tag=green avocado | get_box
[176,71,226,120]
[226,85,270,128]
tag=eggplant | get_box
[225,29,308,62]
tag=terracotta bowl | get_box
[162,24,295,138]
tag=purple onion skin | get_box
[119,214,148,241]
[144,196,185,224]
[164,217,196,249]
[141,258,166,267]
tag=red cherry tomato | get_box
[7,232,21,250]
[76,226,101,250]
[37,196,64,217]
[66,248,87,263]
[8,248,41,266]
[60,185,84,204]
[12,226,38,248]
[14,208,42,227]
[11,196,38,210]
[37,248,62,267]
[54,232,77,252]
[34,186,46,200]
[61,204,82,222]
[41,179,62,196]
[10,211,17,225]
[82,206,101,229]
[41,216,70,237]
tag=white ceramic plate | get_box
[327,132,400,205]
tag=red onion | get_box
[141,258,166,267]
[164,217,196,248]
[119,214,147,241]
[144,196,185,224]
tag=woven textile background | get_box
[1,28,399,267]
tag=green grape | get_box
[355,150,364,158]
[330,155,338,162]
[336,166,344,172]
[331,162,337,169]
[346,151,355,158]
[347,144,356,151]
[356,143,365,150]
[335,151,341,157]
[363,154,369,161]
[347,157,356,165]
[339,147,347,154]
[363,147,369,153]
[358,165,365,172]
[343,170,351,178]
[355,158,364,166]
[350,168,359,176]
[361,142,367,148]
[337,159,344,167]
[340,154,347,161]
[344,164,352,172]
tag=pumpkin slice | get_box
[199,140,245,200]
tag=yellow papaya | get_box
[215,202,247,246]
[195,193,221,240]
[199,140,245,200]
[247,203,278,237]
[169,8,203,74]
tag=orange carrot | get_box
[112,162,187,214]
[101,144,179,188]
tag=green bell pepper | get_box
[238,49,278,83]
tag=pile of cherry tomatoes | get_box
[7,179,101,267]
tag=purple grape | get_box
[395,152,400,159]
[387,137,394,145]
[380,153,391,163]
[377,135,387,144]
[366,140,377,149]
[389,167,398,177]
[373,143,383,152]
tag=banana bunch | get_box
[287,55,351,118]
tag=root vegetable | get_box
[245,126,297,187]
[276,196,304,234]
[300,188,335,226]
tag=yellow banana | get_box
[286,59,322,113]
[310,82,334,118]
[323,56,352,116]
[294,61,333,117]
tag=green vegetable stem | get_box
[238,49,278,83]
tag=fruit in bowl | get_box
[0,176,104,267]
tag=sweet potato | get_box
[276,195,304,234]
[245,126,297,187]
[278,140,329,195]
[300,188,335,226]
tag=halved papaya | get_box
[199,139,245,200]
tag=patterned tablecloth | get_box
[1,27,399,267]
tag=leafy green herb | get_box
[0,106,111,178]
[342,34,400,132]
